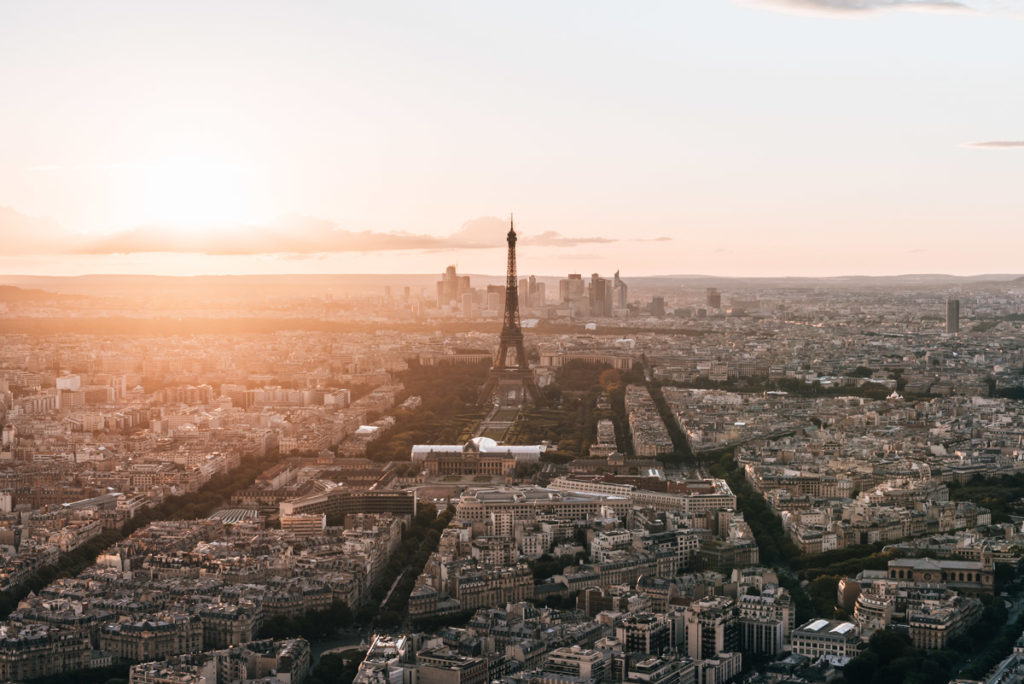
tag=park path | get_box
[473,404,517,440]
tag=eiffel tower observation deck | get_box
[479,217,544,407]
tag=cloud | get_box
[73,216,457,255]
[0,206,76,253]
[742,0,976,14]
[528,231,616,247]
[273,252,331,261]
[964,140,1024,148]
[448,216,640,248]
[1,210,668,256]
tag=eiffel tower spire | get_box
[479,215,543,406]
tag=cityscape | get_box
[3,3,1024,684]
[2,229,1024,684]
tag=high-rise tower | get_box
[612,270,628,310]
[946,298,960,334]
[479,217,543,406]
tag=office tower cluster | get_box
[436,265,472,309]
[518,275,546,310]
[434,266,549,318]
[433,266,631,319]
[558,271,629,317]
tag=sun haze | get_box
[1,1,1023,277]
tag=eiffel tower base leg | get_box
[479,371,544,407]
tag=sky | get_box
[1,0,1022,278]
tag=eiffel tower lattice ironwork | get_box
[479,217,544,406]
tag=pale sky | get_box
[1,0,1022,278]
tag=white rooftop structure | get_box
[411,436,546,462]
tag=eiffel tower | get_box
[479,217,544,406]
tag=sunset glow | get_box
[133,156,258,231]
[1,1,1023,277]
[4,4,1024,677]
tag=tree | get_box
[599,369,622,393]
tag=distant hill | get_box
[0,285,88,303]
[0,274,500,300]
[0,272,1021,300]
[625,273,1024,289]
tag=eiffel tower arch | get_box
[479,217,544,407]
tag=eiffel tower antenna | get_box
[479,214,543,406]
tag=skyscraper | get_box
[946,298,960,334]
[590,273,611,317]
[613,271,628,310]
[560,273,585,304]
[533,281,545,307]
[436,265,471,308]
[706,288,721,310]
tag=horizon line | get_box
[2,272,1023,281]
